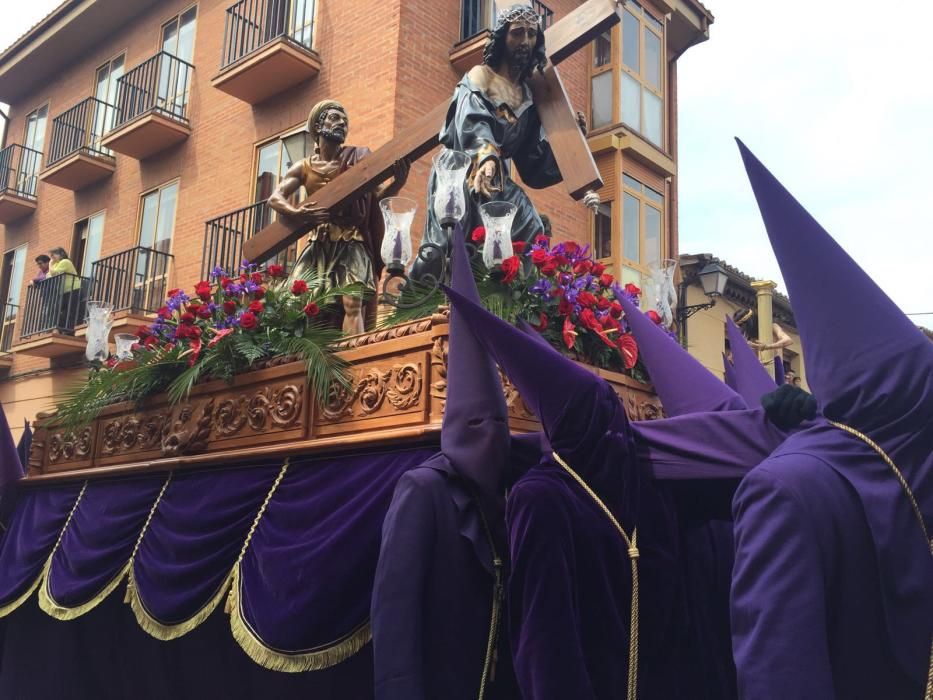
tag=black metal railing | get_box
[113,51,195,128]
[19,274,90,338]
[0,144,43,199]
[221,0,316,69]
[47,97,118,167]
[201,200,297,279]
[1,303,18,352]
[90,247,174,315]
[460,0,553,40]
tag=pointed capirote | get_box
[722,353,738,390]
[618,293,746,416]
[726,315,781,407]
[737,137,933,683]
[441,223,511,505]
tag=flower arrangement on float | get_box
[52,263,354,429]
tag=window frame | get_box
[20,102,50,188]
[136,179,181,255]
[160,4,199,61]
[591,199,614,262]
[619,1,665,148]
[72,209,107,279]
[620,173,665,279]
[589,29,616,131]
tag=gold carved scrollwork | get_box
[47,428,93,464]
[320,363,423,422]
[357,369,392,416]
[214,384,304,436]
[101,414,166,456]
[621,390,665,421]
[387,364,421,411]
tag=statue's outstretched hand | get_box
[761,384,817,431]
[576,110,588,136]
[583,190,600,212]
[472,160,499,198]
[392,158,411,186]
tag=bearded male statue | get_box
[269,100,409,334]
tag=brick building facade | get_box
[0,0,712,439]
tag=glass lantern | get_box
[479,201,517,268]
[114,333,137,361]
[85,301,114,363]
[432,149,471,228]
[380,197,417,275]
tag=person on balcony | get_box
[48,247,81,332]
[31,254,49,284]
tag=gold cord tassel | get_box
[552,452,639,700]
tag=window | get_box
[254,130,309,267]
[593,201,613,260]
[621,173,664,284]
[290,0,315,48]
[93,54,124,150]
[137,182,178,308]
[20,104,48,194]
[1,246,27,351]
[159,6,197,117]
[72,212,106,279]
[620,1,664,147]
[590,31,613,130]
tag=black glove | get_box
[761,384,817,431]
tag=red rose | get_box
[144,336,158,349]
[564,241,579,255]
[220,276,232,289]
[253,287,266,300]
[197,307,212,319]
[557,299,573,316]
[624,282,641,296]
[534,233,549,246]
[617,333,639,369]
[248,300,264,314]
[562,316,577,350]
[174,325,190,339]
[573,260,593,275]
[180,312,195,325]
[591,262,606,276]
[157,306,171,319]
[167,288,182,298]
[531,249,549,267]
[647,309,662,325]
[303,302,320,317]
[136,325,151,338]
[600,274,614,288]
[186,302,201,314]
[194,281,213,301]
[239,312,258,330]
[191,326,202,339]
[500,255,521,284]
[471,226,486,244]
[553,254,570,267]
[531,312,548,331]
[291,279,309,295]
[609,301,623,319]
[267,264,285,278]
[541,261,558,277]
[512,241,527,254]
[601,314,620,331]
[250,272,263,284]
[597,297,611,311]
[579,308,601,332]
[222,300,237,315]
[577,291,597,308]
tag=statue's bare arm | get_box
[268,161,330,226]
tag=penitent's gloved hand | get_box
[761,384,817,431]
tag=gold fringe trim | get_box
[0,481,88,619]
[126,567,233,641]
[228,562,373,673]
[39,474,173,621]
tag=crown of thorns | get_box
[495,5,541,28]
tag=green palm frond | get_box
[273,331,350,406]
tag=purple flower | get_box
[530,278,552,296]
[210,265,226,279]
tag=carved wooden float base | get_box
[25,312,662,484]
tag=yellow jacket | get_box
[50,258,81,293]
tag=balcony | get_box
[87,246,174,334]
[212,0,320,104]
[12,274,90,358]
[100,52,194,160]
[40,97,117,191]
[202,200,297,279]
[0,303,17,372]
[0,144,42,223]
[451,0,554,73]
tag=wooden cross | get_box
[243,0,622,264]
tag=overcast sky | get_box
[2,1,931,324]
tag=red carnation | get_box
[577,291,597,308]
[251,272,263,284]
[186,302,201,314]
[647,309,662,325]
[501,256,521,284]
[573,260,593,275]
[471,226,486,244]
[267,264,285,278]
[600,274,615,288]
[198,308,212,320]
[624,282,641,296]
[597,297,611,311]
[303,302,320,317]
[291,279,309,295]
[617,333,638,369]
[557,299,573,316]
[248,300,264,314]
[222,300,237,315]
[194,281,213,301]
[562,316,577,350]
[180,312,196,325]
[531,249,549,267]
[531,312,548,331]
[157,306,171,319]
[512,241,527,254]
[541,261,558,277]
[609,301,623,319]
[239,312,258,330]
[167,288,182,298]
[591,262,606,276]
[253,287,266,300]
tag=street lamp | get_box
[676,262,729,348]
